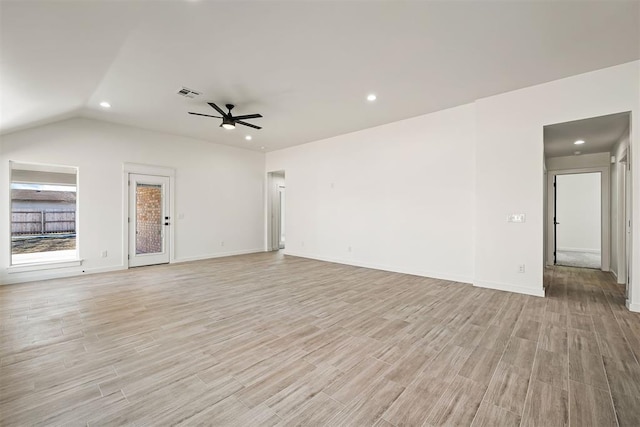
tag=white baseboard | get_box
[556,247,601,254]
[173,248,265,264]
[1,264,126,285]
[283,251,473,284]
[626,300,640,313]
[474,279,546,298]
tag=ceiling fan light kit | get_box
[189,102,263,131]
[221,116,236,130]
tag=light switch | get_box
[507,213,526,223]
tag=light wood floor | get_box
[1,252,640,426]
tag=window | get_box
[10,162,78,266]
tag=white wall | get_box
[0,118,265,284]
[267,61,638,301]
[556,173,601,252]
[267,104,476,283]
[475,61,638,298]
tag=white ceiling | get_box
[1,1,639,152]
[544,112,631,159]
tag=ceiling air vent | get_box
[177,87,201,98]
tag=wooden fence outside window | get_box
[11,210,76,235]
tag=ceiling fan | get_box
[188,102,263,130]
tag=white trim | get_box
[173,248,264,264]
[122,163,176,268]
[2,264,125,285]
[474,279,546,297]
[7,258,83,273]
[556,247,601,254]
[283,251,473,284]
[123,163,175,177]
[626,300,640,313]
[8,160,80,269]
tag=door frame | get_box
[618,148,631,291]
[278,184,285,249]
[122,163,175,268]
[546,166,610,271]
[266,170,285,251]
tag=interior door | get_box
[129,174,170,267]
[278,185,285,249]
[626,166,632,296]
[553,175,558,265]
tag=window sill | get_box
[7,259,83,274]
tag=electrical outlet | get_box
[301,241,305,247]
[221,241,225,247]
[101,250,108,258]
[348,246,352,252]
[518,264,525,273]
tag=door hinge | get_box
[128,217,130,223]
[128,254,130,260]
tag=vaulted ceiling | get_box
[1,1,638,152]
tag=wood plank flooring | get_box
[1,252,640,426]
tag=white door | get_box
[625,167,632,296]
[129,174,170,267]
[278,185,285,249]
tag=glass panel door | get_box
[129,174,170,267]
[135,183,163,254]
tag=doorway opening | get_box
[267,170,285,251]
[543,112,631,290]
[554,172,601,269]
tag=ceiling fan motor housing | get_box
[189,102,262,130]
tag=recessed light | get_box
[574,140,585,145]
[574,151,581,155]
[99,101,111,108]
[260,146,265,150]
[367,94,377,102]
[245,135,252,141]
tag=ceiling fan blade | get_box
[232,113,263,120]
[188,112,223,119]
[208,102,227,117]
[237,120,262,130]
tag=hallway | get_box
[544,265,640,426]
